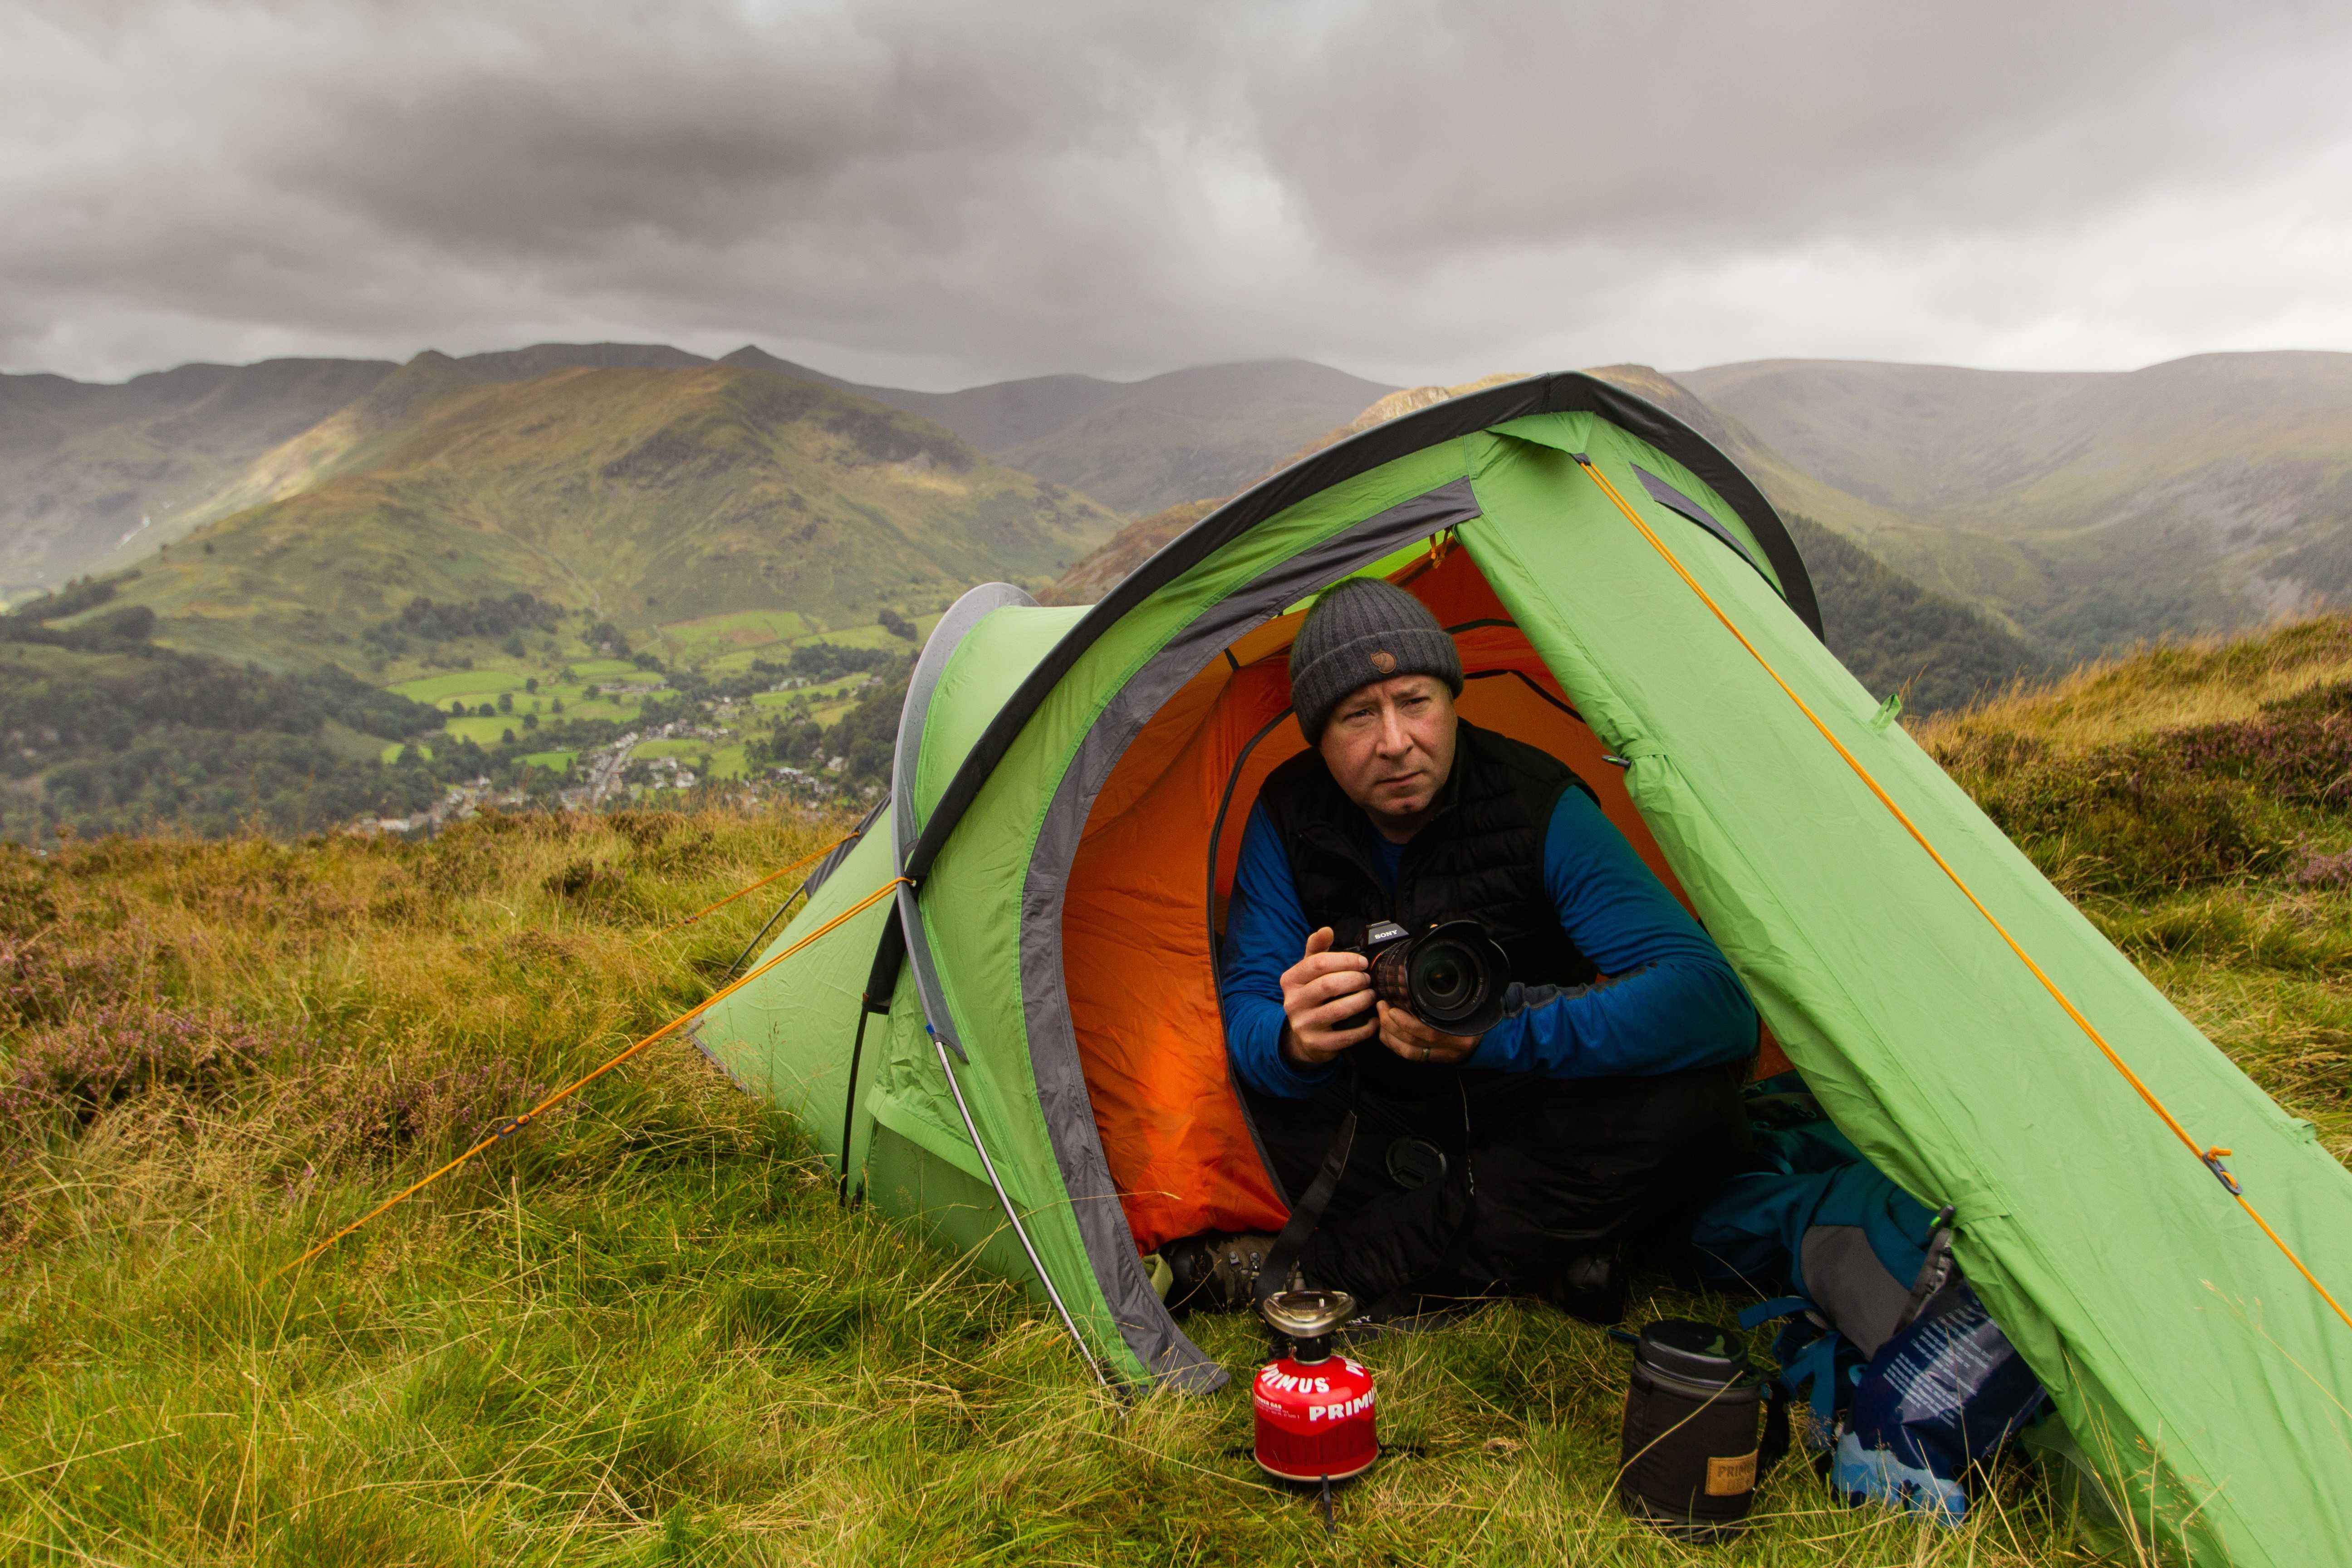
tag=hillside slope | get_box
[1681,353,2352,657]
[0,358,397,591]
[116,361,1119,671]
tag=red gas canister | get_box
[1254,1289,1378,1483]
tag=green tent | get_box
[694,373,2352,1564]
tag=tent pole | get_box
[932,1033,1110,1389]
[723,885,807,981]
[838,1003,875,1207]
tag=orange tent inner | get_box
[1060,547,1782,1255]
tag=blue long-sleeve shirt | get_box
[1219,787,1757,1098]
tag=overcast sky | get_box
[6,0,2352,389]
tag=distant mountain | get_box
[978,361,1394,515]
[727,348,1396,513]
[1583,365,2048,706]
[1048,370,2046,711]
[1677,353,2352,658]
[286,343,1390,519]
[446,342,711,380]
[716,346,1108,449]
[113,358,1120,671]
[1039,374,1531,604]
[0,358,397,589]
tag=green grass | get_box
[442,715,526,747]
[656,609,810,664]
[398,676,629,749]
[24,618,2352,1562]
[0,811,2112,1564]
[561,697,647,725]
[806,693,866,726]
[693,621,936,678]
[391,668,539,703]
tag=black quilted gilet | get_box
[1254,720,1598,1098]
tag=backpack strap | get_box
[1758,1377,1792,1479]
[1738,1295,1814,1330]
[1891,1204,1960,1334]
[1254,1082,1360,1313]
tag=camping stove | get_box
[1253,1289,1378,1483]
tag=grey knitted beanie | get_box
[1288,578,1462,741]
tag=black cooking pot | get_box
[1617,1319,1784,1540]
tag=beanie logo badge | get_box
[1369,649,1397,673]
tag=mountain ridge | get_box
[2,347,1397,590]
[20,341,2352,667]
[1044,367,2048,712]
[109,360,1120,673]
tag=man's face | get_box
[1315,673,1458,835]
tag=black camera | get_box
[1346,918,1509,1037]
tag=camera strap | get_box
[1254,1079,1360,1314]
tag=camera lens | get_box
[1412,941,1472,1009]
[1402,920,1507,1034]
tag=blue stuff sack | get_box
[1831,1280,2047,1524]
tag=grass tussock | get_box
[1916,613,2352,750]
[13,611,2352,1563]
[1917,615,2352,898]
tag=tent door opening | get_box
[1060,544,1712,1259]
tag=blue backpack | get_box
[1683,1078,2045,1523]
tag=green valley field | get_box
[8,617,2352,1563]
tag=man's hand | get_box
[1279,927,1376,1067]
[1376,1000,1480,1066]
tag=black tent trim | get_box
[902,371,1820,885]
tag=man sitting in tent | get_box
[1174,578,1759,1319]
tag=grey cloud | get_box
[1241,1,2352,255]
[3,0,2351,387]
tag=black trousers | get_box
[1243,1061,1749,1308]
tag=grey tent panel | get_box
[1630,463,1772,586]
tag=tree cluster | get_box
[1784,514,2050,714]
[0,625,451,842]
[0,575,159,653]
[823,664,911,789]
[360,593,564,659]
[752,642,896,685]
[0,574,130,627]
